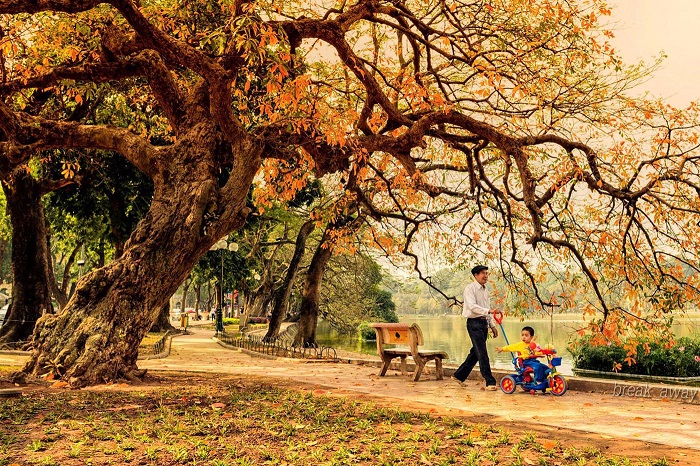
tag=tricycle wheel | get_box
[500,375,517,394]
[550,375,567,396]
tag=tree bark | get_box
[264,220,314,341]
[0,169,54,343]
[149,301,175,333]
[242,278,274,326]
[48,240,81,311]
[21,125,262,387]
[0,240,7,283]
[193,282,201,320]
[293,226,334,348]
[205,281,214,318]
[180,277,191,312]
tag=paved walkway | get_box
[4,327,700,463]
[140,329,700,454]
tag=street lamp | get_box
[77,244,86,278]
[210,237,238,337]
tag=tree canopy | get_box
[1,0,699,385]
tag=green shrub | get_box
[358,322,377,341]
[570,338,626,372]
[571,336,700,377]
[222,318,240,326]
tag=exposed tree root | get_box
[9,371,26,385]
[121,368,148,384]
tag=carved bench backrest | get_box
[370,323,424,355]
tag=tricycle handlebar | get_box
[527,348,556,357]
[492,309,503,324]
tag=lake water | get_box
[316,314,700,375]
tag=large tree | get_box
[0,166,55,343]
[263,218,313,341]
[1,0,699,386]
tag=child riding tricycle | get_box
[493,311,568,396]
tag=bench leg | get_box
[412,358,425,382]
[399,355,408,376]
[379,356,393,376]
[435,357,444,380]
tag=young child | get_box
[496,326,550,384]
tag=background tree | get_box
[259,180,323,339]
[197,236,250,317]
[0,165,56,343]
[321,253,398,333]
[263,218,313,340]
[46,151,154,258]
[44,152,153,306]
[293,208,363,347]
[0,190,11,285]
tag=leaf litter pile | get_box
[0,371,676,465]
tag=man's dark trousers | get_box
[453,318,496,386]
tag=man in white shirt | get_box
[453,265,499,390]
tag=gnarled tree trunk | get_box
[264,220,314,341]
[193,282,201,320]
[48,241,82,311]
[294,226,334,348]
[21,124,262,387]
[0,169,53,343]
[149,301,175,333]
[180,276,191,312]
[242,278,274,327]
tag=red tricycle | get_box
[493,311,568,396]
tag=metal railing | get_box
[0,340,30,352]
[218,324,337,360]
[275,323,298,344]
[138,330,178,357]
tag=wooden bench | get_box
[370,322,448,382]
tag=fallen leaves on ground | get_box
[107,404,142,412]
[0,370,683,466]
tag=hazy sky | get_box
[610,1,700,107]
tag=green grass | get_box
[140,332,168,346]
[0,372,677,465]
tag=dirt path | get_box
[133,328,700,464]
[3,328,699,463]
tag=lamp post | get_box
[77,244,85,279]
[210,237,238,337]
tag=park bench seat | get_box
[370,322,448,382]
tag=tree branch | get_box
[0,0,102,14]
[0,60,143,94]
[0,103,161,178]
[110,0,248,144]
